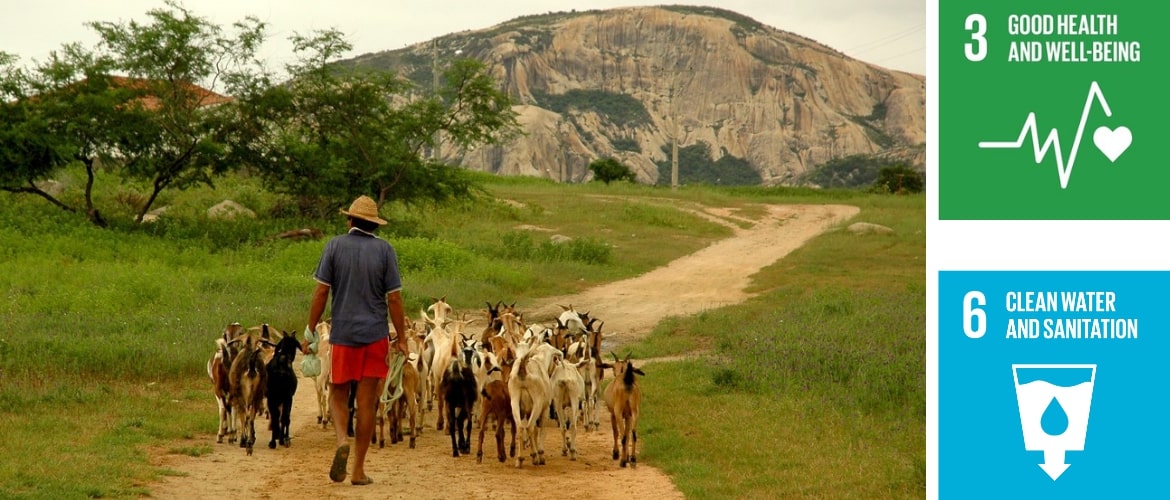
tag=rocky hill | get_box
[343,5,925,186]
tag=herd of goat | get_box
[206,299,646,469]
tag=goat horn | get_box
[611,352,619,362]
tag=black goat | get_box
[440,337,478,457]
[266,329,301,449]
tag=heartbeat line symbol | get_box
[979,81,1129,189]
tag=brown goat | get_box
[228,329,270,456]
[476,377,517,463]
[379,359,422,449]
[603,352,644,468]
[208,322,245,443]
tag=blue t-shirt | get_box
[314,228,402,346]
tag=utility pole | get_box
[670,83,678,191]
[432,40,441,162]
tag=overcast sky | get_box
[2,0,924,75]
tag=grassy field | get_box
[0,172,922,498]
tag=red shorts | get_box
[330,337,389,384]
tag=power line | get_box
[845,23,924,56]
[874,45,924,66]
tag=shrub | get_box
[589,157,637,184]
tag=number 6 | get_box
[963,291,987,338]
[965,14,987,62]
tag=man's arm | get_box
[387,290,408,354]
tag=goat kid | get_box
[476,376,517,464]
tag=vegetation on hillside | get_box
[531,89,653,128]
[655,142,762,186]
[804,154,922,191]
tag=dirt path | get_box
[147,203,857,499]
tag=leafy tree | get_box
[87,1,266,222]
[229,29,520,214]
[1,1,266,225]
[589,157,636,184]
[1,46,154,226]
[874,165,924,194]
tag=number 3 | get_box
[965,14,987,62]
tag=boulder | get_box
[208,200,256,220]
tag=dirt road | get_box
[147,203,858,499]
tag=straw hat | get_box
[339,195,388,225]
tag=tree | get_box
[1,45,151,226]
[229,29,519,214]
[589,157,636,184]
[1,1,267,225]
[87,1,267,222]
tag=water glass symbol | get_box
[1011,364,1097,481]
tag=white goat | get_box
[550,356,588,460]
[311,320,332,429]
[509,342,559,468]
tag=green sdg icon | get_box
[940,3,1162,219]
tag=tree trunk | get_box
[82,158,107,227]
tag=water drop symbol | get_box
[1041,397,1069,436]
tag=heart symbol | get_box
[1093,126,1132,162]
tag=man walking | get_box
[307,195,409,485]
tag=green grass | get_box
[0,172,923,498]
[628,191,925,498]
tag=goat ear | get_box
[632,367,646,376]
